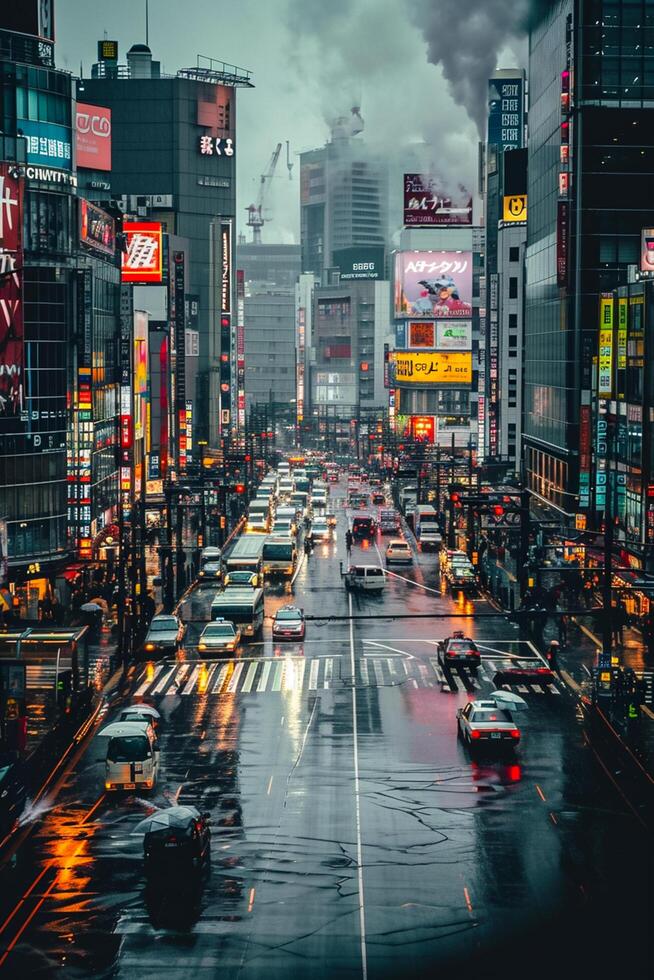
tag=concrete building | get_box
[300,110,388,278]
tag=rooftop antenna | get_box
[145,0,149,46]
[286,141,293,179]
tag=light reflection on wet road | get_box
[0,484,652,979]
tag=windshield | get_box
[450,640,476,651]
[205,625,235,637]
[213,602,254,620]
[265,544,293,559]
[472,709,512,723]
[277,609,301,621]
[107,735,149,762]
[149,619,176,631]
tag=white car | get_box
[311,519,331,542]
[385,539,413,565]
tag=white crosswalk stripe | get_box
[308,658,320,690]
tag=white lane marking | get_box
[470,675,481,689]
[134,665,163,696]
[152,665,177,695]
[242,661,258,693]
[359,658,369,686]
[271,661,284,692]
[323,657,333,689]
[294,658,306,691]
[226,661,245,693]
[430,658,445,683]
[180,665,200,695]
[478,666,490,681]
[372,659,384,686]
[531,684,545,694]
[212,664,230,694]
[363,639,416,660]
[348,591,368,980]
[308,658,320,690]
[257,660,272,693]
[516,684,529,693]
[169,663,190,692]
[548,684,561,695]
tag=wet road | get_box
[1,485,653,979]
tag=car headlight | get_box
[145,643,155,651]
[198,643,207,651]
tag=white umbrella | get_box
[122,704,161,723]
[489,689,529,712]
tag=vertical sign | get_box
[219,220,233,438]
[297,305,306,428]
[173,251,186,471]
[557,201,568,288]
[236,269,246,440]
[76,268,93,368]
[595,414,607,512]
[578,401,591,509]
[488,274,499,455]
[617,296,627,398]
[0,165,24,416]
[119,285,134,518]
[598,294,613,398]
[487,76,525,152]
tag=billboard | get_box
[20,120,72,170]
[393,351,472,385]
[408,415,435,443]
[403,174,472,226]
[394,251,473,318]
[487,76,525,152]
[502,194,527,223]
[408,321,435,348]
[122,222,163,283]
[640,228,654,273]
[1,1,55,41]
[79,199,115,257]
[0,164,25,416]
[598,295,613,398]
[436,321,472,350]
[333,246,384,280]
[76,103,112,171]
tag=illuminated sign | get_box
[122,222,163,283]
[502,194,527,223]
[0,164,24,417]
[436,321,472,350]
[403,174,472,226]
[598,295,613,398]
[393,351,472,385]
[487,76,525,152]
[394,251,473,319]
[221,221,232,313]
[98,39,118,60]
[199,136,234,157]
[76,103,112,171]
[409,415,435,442]
[557,201,568,287]
[79,199,115,257]
[640,228,654,273]
[408,321,435,348]
[19,120,72,170]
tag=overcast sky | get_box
[56,0,527,244]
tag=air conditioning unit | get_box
[149,194,173,208]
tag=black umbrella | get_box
[132,805,201,836]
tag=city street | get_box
[1,490,652,979]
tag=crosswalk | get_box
[132,655,564,699]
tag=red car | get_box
[492,659,554,685]
[437,631,481,670]
[272,605,306,640]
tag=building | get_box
[524,0,654,520]
[236,242,301,413]
[300,110,388,278]
[0,10,78,613]
[81,43,252,448]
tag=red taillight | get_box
[510,729,521,739]
[470,730,481,740]
[536,668,551,675]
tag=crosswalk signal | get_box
[234,483,246,494]
[492,504,505,517]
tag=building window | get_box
[509,313,518,329]
[509,277,518,299]
[509,247,520,263]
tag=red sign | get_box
[76,103,112,171]
[404,173,472,227]
[408,321,435,348]
[410,415,435,443]
[121,222,163,283]
[579,404,591,471]
[557,201,568,287]
[120,414,133,449]
[0,164,24,416]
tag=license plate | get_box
[123,782,136,789]
[490,733,501,740]
[165,841,179,848]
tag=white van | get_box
[102,721,160,792]
[343,564,386,593]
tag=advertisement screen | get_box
[640,228,654,273]
[487,76,525,152]
[20,120,72,170]
[409,416,435,442]
[394,251,473,318]
[80,199,115,257]
[436,320,472,350]
[76,103,112,171]
[502,194,527,223]
[333,245,384,280]
[403,174,472,226]
[0,164,24,416]
[393,351,472,385]
[408,321,435,348]
[122,222,163,283]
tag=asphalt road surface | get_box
[1,485,652,979]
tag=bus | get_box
[224,535,266,576]
[414,505,442,552]
[262,537,297,579]
[210,588,265,638]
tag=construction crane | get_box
[246,142,282,244]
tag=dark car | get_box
[142,614,185,658]
[492,658,555,686]
[0,753,26,837]
[437,631,481,670]
[272,605,306,640]
[143,806,211,876]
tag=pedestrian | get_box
[345,529,353,556]
[558,610,569,648]
[304,532,313,557]
[545,639,560,673]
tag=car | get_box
[198,559,222,581]
[379,509,399,535]
[197,619,241,655]
[271,520,295,538]
[492,658,555,686]
[312,519,331,542]
[142,614,185,657]
[437,631,481,669]
[371,491,385,505]
[272,605,306,640]
[223,570,259,588]
[457,699,521,748]
[385,539,413,565]
[143,805,211,876]
[326,511,337,527]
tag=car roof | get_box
[99,721,152,738]
[389,538,408,546]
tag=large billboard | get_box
[0,164,25,416]
[436,321,472,350]
[403,174,472,226]
[394,251,473,318]
[333,246,384,280]
[76,103,112,171]
[20,120,72,170]
[79,199,115,257]
[122,222,163,283]
[487,76,525,152]
[393,351,472,385]
[407,321,435,348]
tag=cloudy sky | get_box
[56,0,528,243]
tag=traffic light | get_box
[492,504,504,517]
[234,483,246,494]
[450,492,461,509]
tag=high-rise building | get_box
[524,0,654,519]
[300,110,387,277]
[236,243,301,411]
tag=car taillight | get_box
[536,667,551,674]
[510,729,521,739]
[470,730,481,740]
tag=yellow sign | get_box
[598,295,613,397]
[617,297,627,372]
[394,351,472,385]
[503,194,527,223]
[575,513,587,530]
